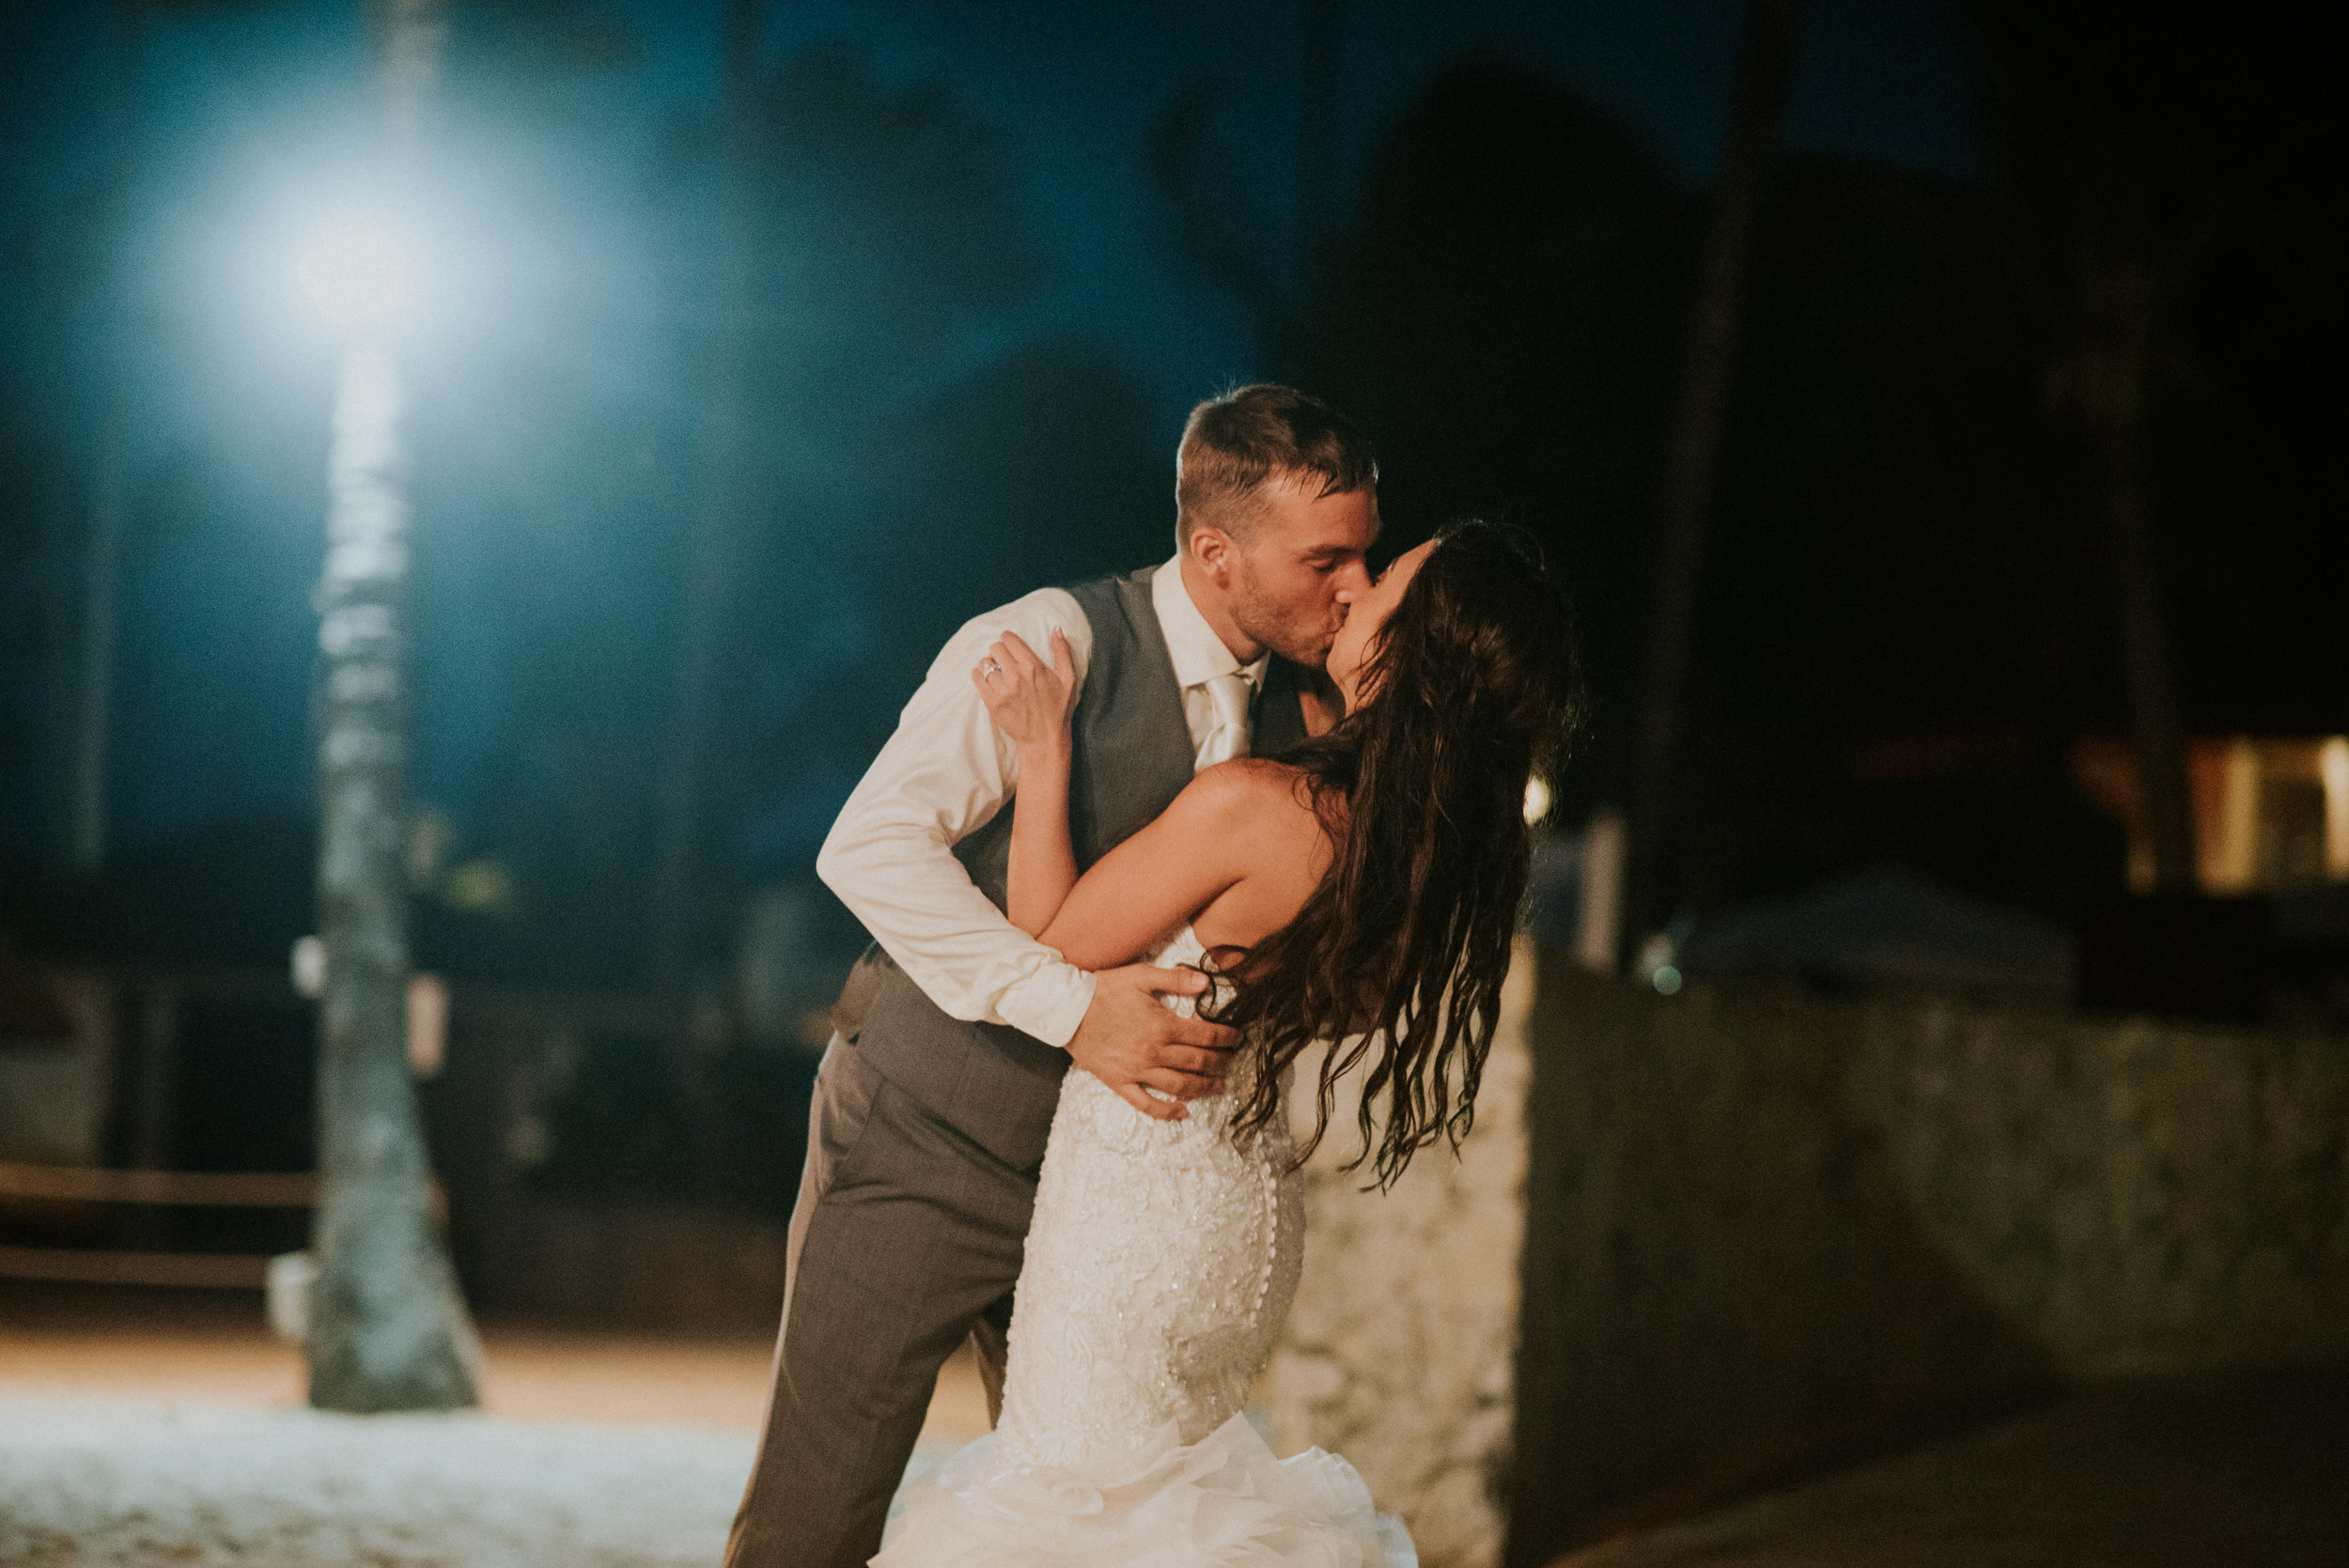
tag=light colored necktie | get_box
[1195,672,1253,768]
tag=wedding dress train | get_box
[874,926,1415,1567]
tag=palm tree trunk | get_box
[2075,248,2197,891]
[306,0,479,1413]
[1626,0,1805,952]
[308,341,480,1412]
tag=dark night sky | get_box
[0,0,1977,862]
[5,0,1978,428]
[683,0,1976,416]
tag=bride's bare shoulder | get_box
[1171,759,1328,849]
[1181,757,1314,811]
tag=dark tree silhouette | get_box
[647,47,1156,932]
[1627,0,1804,948]
[1957,0,2261,893]
[1151,54,2157,921]
[432,41,1161,1015]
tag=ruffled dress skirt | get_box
[877,1412,1414,1568]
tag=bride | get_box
[875,520,1576,1567]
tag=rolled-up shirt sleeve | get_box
[815,588,1097,1048]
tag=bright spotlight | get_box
[296,228,409,327]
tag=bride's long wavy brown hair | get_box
[1210,520,1580,1188]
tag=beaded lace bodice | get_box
[992,924,1305,1470]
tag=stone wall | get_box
[1258,937,1538,1568]
[1257,941,2349,1568]
[1874,993,2349,1376]
[1509,953,2349,1563]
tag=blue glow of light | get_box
[296,227,409,327]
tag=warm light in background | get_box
[2075,734,2349,892]
[1524,774,1552,826]
[2323,737,2349,881]
[295,227,410,327]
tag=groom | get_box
[725,385,1380,1567]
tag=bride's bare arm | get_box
[1037,762,1299,970]
[972,629,1081,936]
[977,637,1322,972]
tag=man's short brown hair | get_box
[1175,384,1378,546]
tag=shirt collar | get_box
[1152,555,1270,691]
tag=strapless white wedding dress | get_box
[874,926,1415,1568]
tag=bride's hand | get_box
[972,629,1077,751]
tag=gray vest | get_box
[832,567,1310,1172]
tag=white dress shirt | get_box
[816,558,1269,1048]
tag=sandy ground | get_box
[14,1284,2341,1566]
[2,1395,767,1566]
[0,1281,989,1567]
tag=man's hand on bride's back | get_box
[972,628,1077,750]
[1066,964,1235,1122]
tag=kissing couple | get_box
[726,384,1577,1567]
